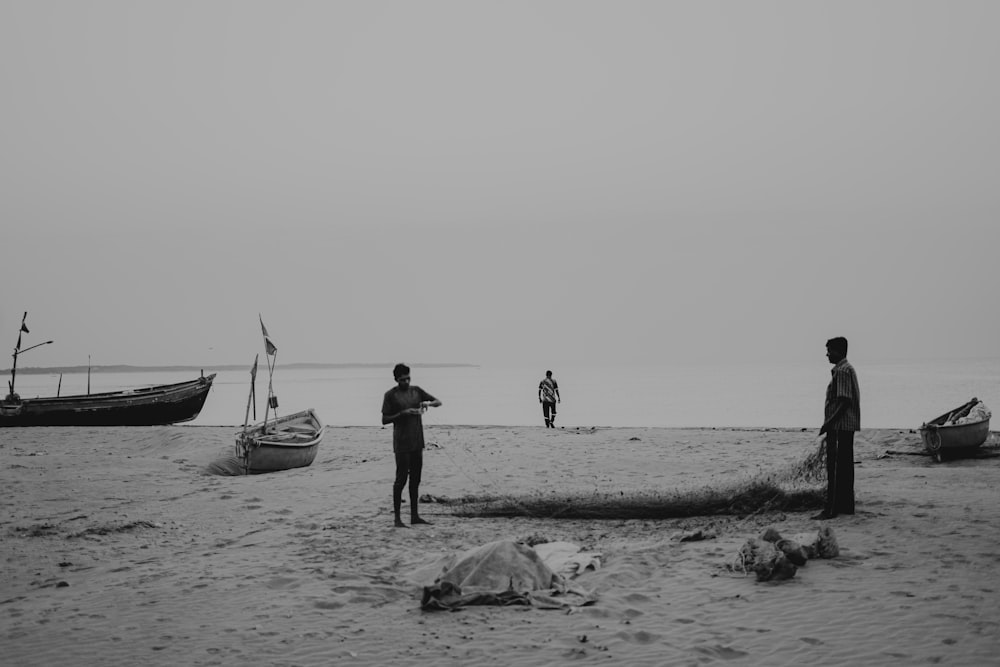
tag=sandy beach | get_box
[2,424,999,666]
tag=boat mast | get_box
[242,354,258,431]
[6,312,53,400]
[259,315,279,428]
[262,347,278,427]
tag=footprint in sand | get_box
[265,576,302,590]
[314,600,346,610]
[614,629,660,644]
[694,645,749,659]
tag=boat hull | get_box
[919,398,990,461]
[243,441,320,474]
[236,408,324,474]
[0,374,216,427]
[920,419,990,460]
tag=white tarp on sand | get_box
[418,539,598,610]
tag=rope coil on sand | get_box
[923,426,942,454]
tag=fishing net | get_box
[444,472,824,521]
[779,438,827,483]
[731,537,798,581]
[433,433,828,521]
[730,525,839,581]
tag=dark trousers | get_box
[542,401,557,426]
[825,430,855,516]
[393,449,423,517]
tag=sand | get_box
[2,424,1000,666]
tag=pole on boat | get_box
[7,313,54,399]
[57,373,62,397]
[242,354,258,431]
[259,315,279,429]
[8,341,55,397]
[87,355,91,395]
[262,348,277,428]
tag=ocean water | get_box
[8,357,999,430]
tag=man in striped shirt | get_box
[814,336,861,520]
[538,370,561,428]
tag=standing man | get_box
[381,363,441,528]
[538,370,561,428]
[814,337,860,520]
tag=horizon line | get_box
[4,362,480,375]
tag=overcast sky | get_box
[2,1,997,370]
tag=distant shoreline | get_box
[3,362,479,375]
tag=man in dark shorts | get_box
[814,337,861,520]
[538,370,561,428]
[381,363,441,528]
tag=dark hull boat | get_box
[0,373,216,427]
[3,312,215,427]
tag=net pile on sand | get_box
[731,525,840,582]
[433,445,827,520]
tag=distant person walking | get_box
[814,337,860,520]
[538,370,561,428]
[381,363,441,528]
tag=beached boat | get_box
[2,313,215,426]
[236,408,325,474]
[919,397,991,462]
[234,317,324,474]
[0,373,216,427]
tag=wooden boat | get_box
[919,397,991,462]
[1,373,216,427]
[234,317,324,474]
[2,313,215,426]
[236,408,325,474]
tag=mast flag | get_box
[16,312,28,351]
[259,316,277,356]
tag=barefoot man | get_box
[381,363,442,528]
[813,337,860,520]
